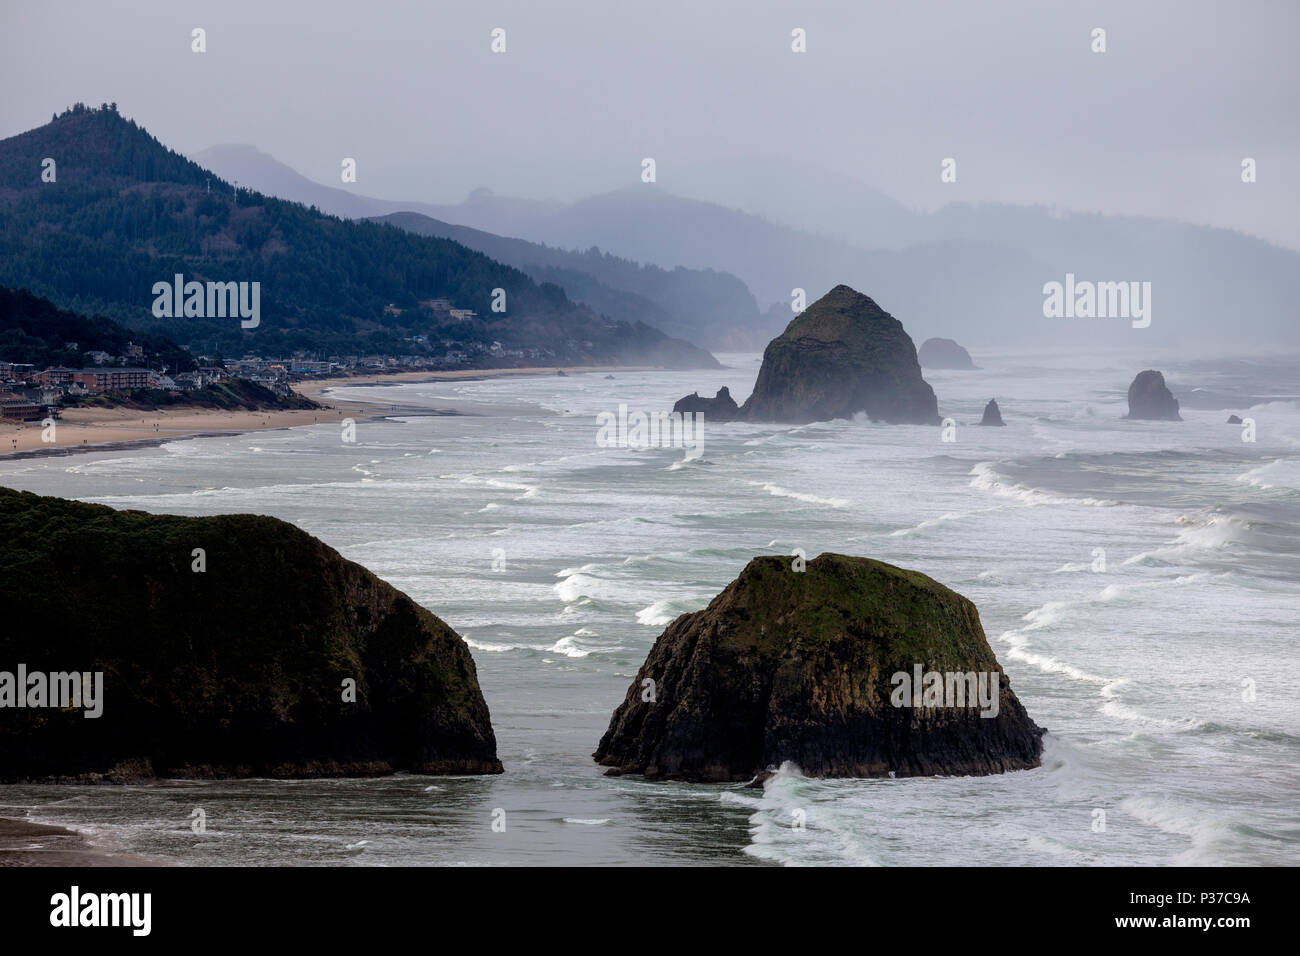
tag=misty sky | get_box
[3,0,1297,249]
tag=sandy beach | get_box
[292,364,646,399]
[0,365,627,459]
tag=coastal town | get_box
[0,334,550,423]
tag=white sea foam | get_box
[635,600,682,627]
[969,461,1117,507]
[747,481,849,508]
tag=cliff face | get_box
[672,286,940,425]
[918,337,977,370]
[594,554,1043,782]
[0,488,502,781]
[1126,369,1181,421]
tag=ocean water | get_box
[2,348,1298,866]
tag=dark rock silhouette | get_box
[1125,370,1182,420]
[673,285,940,425]
[1227,414,1243,424]
[0,488,503,782]
[918,337,977,369]
[979,398,1005,426]
[594,553,1044,782]
[672,386,739,418]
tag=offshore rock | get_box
[594,553,1044,782]
[918,337,977,370]
[0,488,503,781]
[673,285,940,425]
[1126,369,1181,421]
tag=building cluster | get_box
[1,336,564,421]
[0,340,237,420]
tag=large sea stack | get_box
[594,554,1044,782]
[1126,369,1181,421]
[918,337,977,370]
[673,285,940,425]
[0,488,502,782]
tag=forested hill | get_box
[374,211,775,351]
[0,105,718,368]
[0,286,195,372]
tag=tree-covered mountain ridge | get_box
[0,105,718,368]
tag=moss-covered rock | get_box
[594,553,1043,782]
[0,487,501,781]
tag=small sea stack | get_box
[672,386,739,418]
[918,337,977,370]
[594,553,1044,782]
[1227,414,1243,424]
[979,398,1005,426]
[1126,370,1181,421]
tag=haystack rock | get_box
[594,554,1044,782]
[979,398,1005,426]
[918,337,978,370]
[672,285,940,425]
[1126,370,1181,421]
[1227,414,1243,425]
[0,488,503,782]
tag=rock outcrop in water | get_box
[918,337,977,370]
[979,398,1005,426]
[672,386,739,418]
[0,488,502,782]
[1126,369,1181,421]
[594,553,1044,782]
[672,285,940,425]
[1227,414,1243,425]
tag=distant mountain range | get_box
[192,144,780,351]
[196,144,1300,349]
[0,106,718,368]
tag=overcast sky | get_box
[3,0,1296,248]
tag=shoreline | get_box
[0,364,617,461]
[0,816,164,867]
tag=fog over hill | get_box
[0,107,718,368]
[194,143,1300,350]
[192,145,779,351]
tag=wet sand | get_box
[0,817,163,867]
